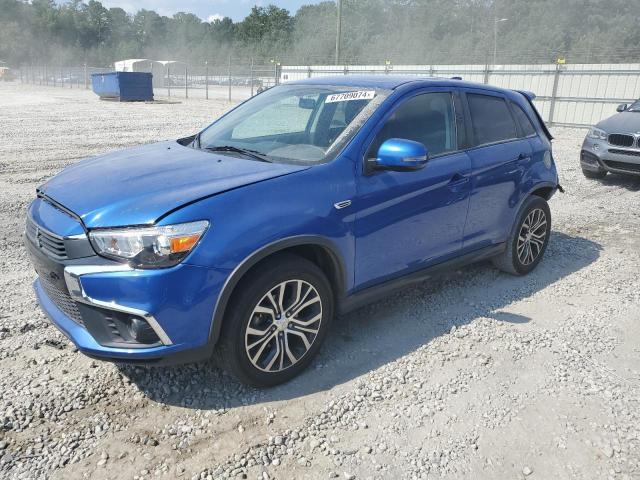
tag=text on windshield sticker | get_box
[326,90,376,103]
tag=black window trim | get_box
[461,90,523,150]
[361,88,464,175]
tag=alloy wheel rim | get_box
[517,208,547,266]
[245,279,322,373]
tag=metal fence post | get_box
[228,55,232,102]
[84,63,88,89]
[307,66,312,79]
[205,61,209,100]
[185,65,188,98]
[60,67,64,87]
[548,64,561,125]
[483,64,490,84]
[53,67,56,87]
[167,64,171,97]
[250,58,254,97]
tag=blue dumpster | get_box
[91,72,154,102]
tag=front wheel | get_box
[492,196,551,276]
[216,253,334,387]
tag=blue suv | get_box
[25,76,559,386]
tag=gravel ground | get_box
[1,83,639,480]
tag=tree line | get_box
[1,0,639,67]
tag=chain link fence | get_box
[17,62,281,102]
[16,61,640,127]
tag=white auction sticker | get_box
[326,90,376,103]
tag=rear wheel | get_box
[582,168,607,179]
[216,253,333,387]
[492,196,551,276]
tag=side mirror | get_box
[371,138,429,172]
[298,97,317,109]
[617,103,628,112]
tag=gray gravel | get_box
[1,83,639,480]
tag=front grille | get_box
[26,217,67,260]
[603,160,640,173]
[39,276,83,325]
[608,134,635,147]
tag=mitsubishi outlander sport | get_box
[25,76,560,386]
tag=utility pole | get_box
[493,17,508,66]
[335,0,342,65]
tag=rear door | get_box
[461,90,533,249]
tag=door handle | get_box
[518,153,531,161]
[447,173,470,189]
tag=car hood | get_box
[39,141,309,228]
[596,111,640,133]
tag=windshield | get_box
[197,84,390,165]
[628,100,640,112]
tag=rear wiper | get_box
[203,145,271,162]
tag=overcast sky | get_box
[87,0,325,21]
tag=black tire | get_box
[492,195,551,276]
[216,253,334,387]
[582,168,607,179]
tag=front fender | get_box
[158,158,357,346]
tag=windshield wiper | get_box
[202,145,271,162]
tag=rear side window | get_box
[467,94,517,145]
[511,102,537,137]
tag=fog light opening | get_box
[128,317,161,344]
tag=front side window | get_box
[198,85,390,164]
[367,92,457,158]
[467,93,518,145]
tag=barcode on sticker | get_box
[326,90,376,103]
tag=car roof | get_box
[287,74,511,94]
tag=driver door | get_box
[354,90,472,288]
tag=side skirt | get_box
[338,243,506,315]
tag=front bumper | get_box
[27,235,229,364]
[581,136,640,176]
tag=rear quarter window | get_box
[510,102,537,137]
[467,93,518,145]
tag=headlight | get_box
[587,127,607,140]
[89,220,209,268]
